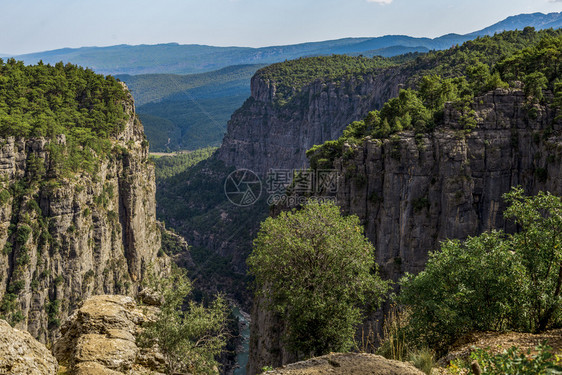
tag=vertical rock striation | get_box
[335,89,562,280]
[0,90,169,343]
[217,67,409,175]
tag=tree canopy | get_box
[247,201,389,357]
[138,266,228,374]
[0,58,132,176]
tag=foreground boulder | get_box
[53,295,165,375]
[0,319,58,375]
[263,353,424,375]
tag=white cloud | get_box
[366,0,393,4]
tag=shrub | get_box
[450,344,562,375]
[138,266,228,374]
[408,348,435,375]
[399,187,562,353]
[399,230,524,351]
[15,225,32,245]
[0,189,10,206]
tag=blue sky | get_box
[0,0,561,54]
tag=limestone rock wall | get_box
[335,89,562,280]
[0,90,169,344]
[217,66,410,175]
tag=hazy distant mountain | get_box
[14,40,370,76]
[12,12,562,76]
[469,12,562,36]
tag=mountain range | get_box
[6,12,561,151]
[10,12,562,76]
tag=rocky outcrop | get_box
[0,88,169,343]
[262,353,424,375]
[53,294,165,375]
[334,88,561,280]
[0,318,58,375]
[217,66,410,175]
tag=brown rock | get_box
[74,361,123,375]
[53,295,165,374]
[0,319,58,375]
[264,353,424,375]
[75,334,137,370]
[138,288,163,306]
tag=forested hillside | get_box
[117,65,264,151]
[308,28,562,167]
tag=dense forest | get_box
[308,28,562,169]
[118,65,265,151]
[151,147,218,180]
[0,58,133,176]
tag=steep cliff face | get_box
[217,67,409,174]
[335,88,561,280]
[247,88,562,373]
[0,92,169,343]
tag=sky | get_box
[0,0,561,55]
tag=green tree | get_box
[503,188,562,332]
[398,231,525,351]
[138,266,229,374]
[247,201,389,357]
[523,72,548,101]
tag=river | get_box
[233,306,250,375]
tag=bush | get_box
[0,190,10,206]
[408,347,435,375]
[376,306,410,361]
[15,225,32,245]
[399,187,562,353]
[398,230,524,351]
[138,266,228,374]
